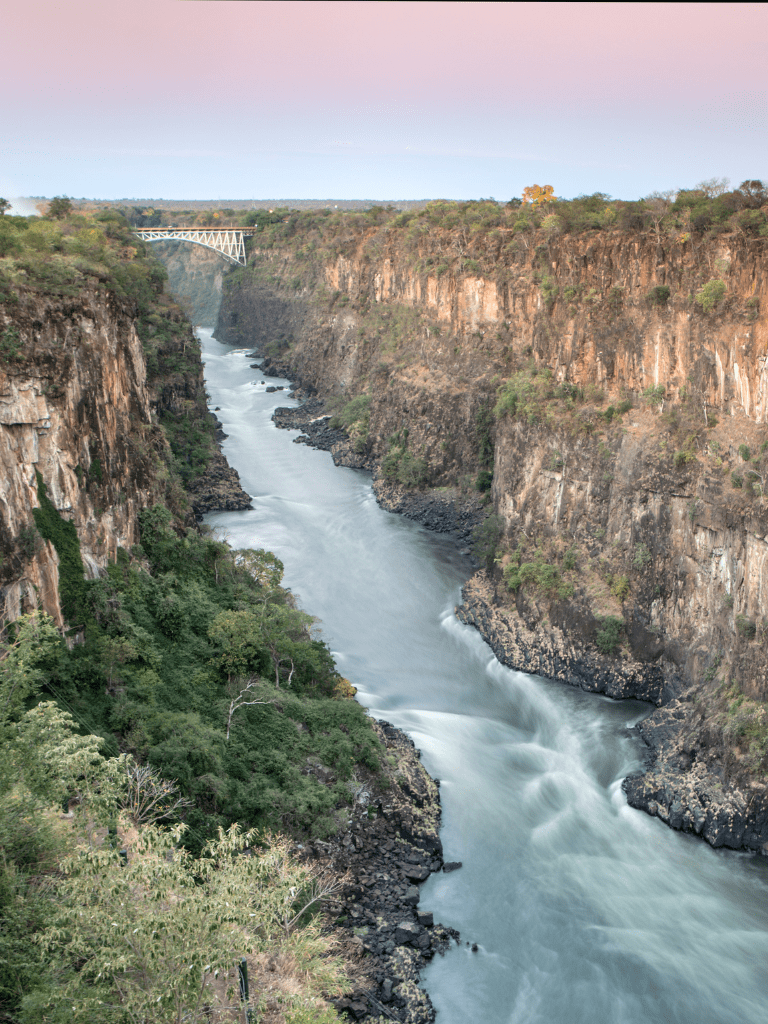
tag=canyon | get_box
[4,200,768,1022]
[213,206,768,852]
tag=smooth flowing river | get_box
[199,330,768,1024]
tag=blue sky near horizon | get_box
[4,1,767,204]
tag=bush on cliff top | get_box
[0,208,166,308]
[230,178,767,295]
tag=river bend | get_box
[200,330,768,1024]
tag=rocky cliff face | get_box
[217,221,768,852]
[0,284,249,630]
[0,289,160,627]
[150,239,225,328]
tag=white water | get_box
[199,330,768,1024]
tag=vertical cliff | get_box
[0,212,250,630]
[215,200,768,851]
[0,289,160,627]
[150,239,225,328]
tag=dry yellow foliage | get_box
[521,184,557,206]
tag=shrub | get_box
[739,444,751,461]
[0,325,22,361]
[736,615,757,639]
[540,275,558,311]
[395,451,427,488]
[695,279,727,313]
[475,470,493,492]
[503,546,574,599]
[647,285,671,306]
[382,433,427,488]
[595,616,624,654]
[610,574,630,601]
[643,384,665,406]
[674,448,696,468]
[731,472,743,488]
[472,515,503,570]
[606,286,624,312]
[633,543,651,568]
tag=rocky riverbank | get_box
[270,390,486,550]
[301,720,460,1023]
[623,703,768,853]
[457,572,768,855]
[186,414,253,518]
[457,572,673,704]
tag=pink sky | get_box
[5,1,767,200]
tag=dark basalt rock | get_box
[303,720,461,1023]
[273,398,373,471]
[372,480,486,551]
[188,449,252,518]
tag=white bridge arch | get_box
[133,227,256,266]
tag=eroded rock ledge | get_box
[458,572,768,854]
[457,571,673,703]
[623,706,768,853]
[187,416,252,517]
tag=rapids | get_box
[200,330,768,1024]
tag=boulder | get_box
[395,920,422,946]
[404,885,420,906]
[403,863,430,882]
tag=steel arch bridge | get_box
[132,227,257,266]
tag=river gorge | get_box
[200,329,768,1024]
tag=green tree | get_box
[208,604,316,688]
[46,196,73,219]
[0,612,61,732]
[31,824,347,1024]
[0,198,11,216]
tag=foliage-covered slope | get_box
[0,207,385,1023]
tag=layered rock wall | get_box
[217,225,768,851]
